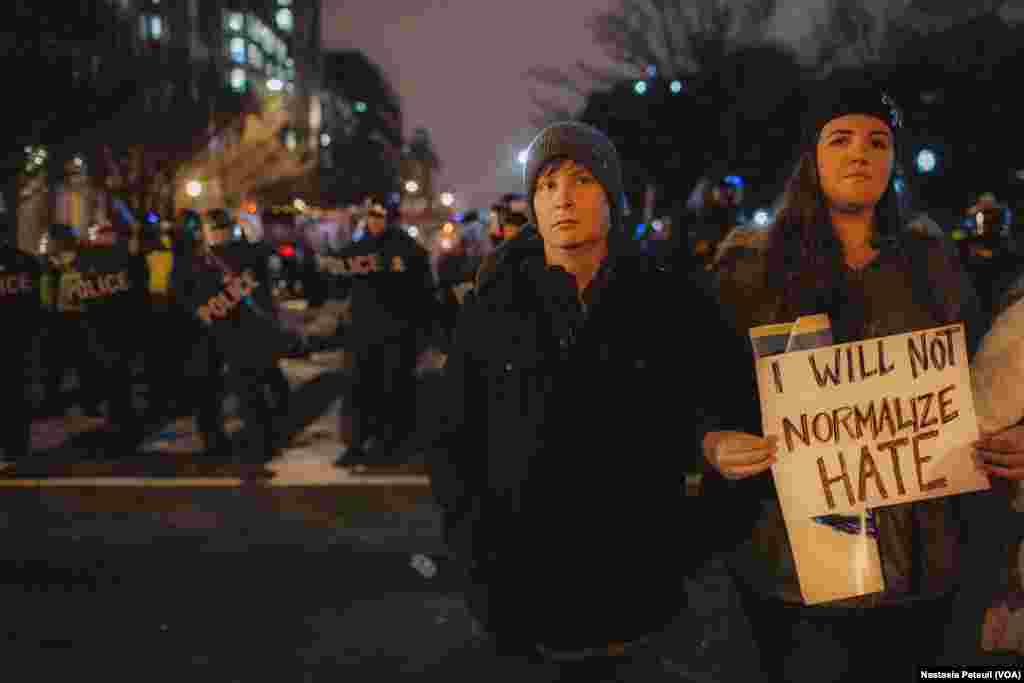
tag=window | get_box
[225,12,244,33]
[248,16,263,43]
[140,14,164,41]
[230,68,247,93]
[230,37,246,63]
[275,8,293,33]
[248,42,263,69]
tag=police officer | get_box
[40,223,99,418]
[139,219,188,422]
[0,216,42,462]
[170,210,232,458]
[76,219,150,453]
[328,196,436,467]
[219,210,292,422]
[174,209,295,464]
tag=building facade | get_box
[21,0,333,252]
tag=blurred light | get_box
[634,223,646,239]
[278,244,296,258]
[916,148,937,174]
[440,238,453,250]
[724,175,744,187]
[230,67,246,92]
[284,129,297,151]
[275,7,293,32]
[267,78,284,92]
[652,219,664,233]
[670,80,683,94]
[185,180,203,198]
[354,101,367,113]
[646,64,657,78]
[440,191,455,207]
[293,198,307,212]
[893,177,905,194]
[442,222,455,235]
[517,149,529,165]
[976,211,985,229]
[320,133,331,147]
[244,201,258,214]
[146,211,159,224]
[73,156,84,167]
[453,211,465,222]
[753,209,771,227]
[404,180,420,194]
[233,225,242,239]
[633,80,647,95]
[1016,169,1024,181]
[407,226,419,238]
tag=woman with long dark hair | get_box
[702,73,997,679]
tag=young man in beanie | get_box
[430,121,744,677]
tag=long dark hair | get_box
[763,144,906,324]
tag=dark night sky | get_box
[319,0,829,212]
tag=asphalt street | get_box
[0,326,1014,679]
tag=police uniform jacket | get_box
[175,241,291,372]
[318,227,434,350]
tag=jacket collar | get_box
[477,224,639,297]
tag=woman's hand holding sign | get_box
[703,431,779,480]
[975,425,1024,481]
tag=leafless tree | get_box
[525,0,779,126]
[809,0,1013,74]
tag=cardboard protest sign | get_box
[751,315,885,604]
[758,324,990,521]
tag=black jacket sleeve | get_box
[691,268,775,556]
[426,298,488,564]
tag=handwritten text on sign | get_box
[757,325,990,518]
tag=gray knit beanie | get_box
[523,121,624,231]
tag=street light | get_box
[440,191,455,207]
[916,148,937,174]
[186,180,203,198]
[752,209,772,227]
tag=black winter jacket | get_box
[430,226,747,650]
